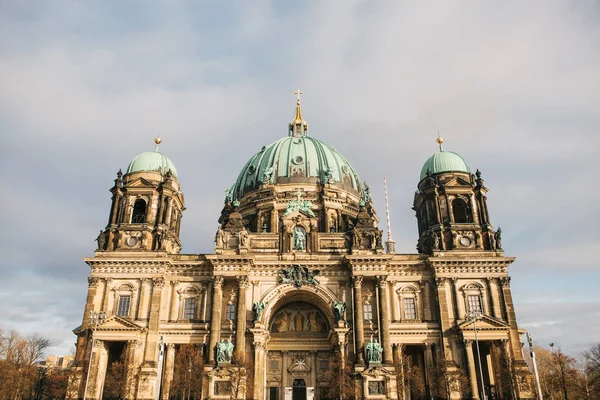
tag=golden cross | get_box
[294,89,303,102]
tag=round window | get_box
[248,165,256,174]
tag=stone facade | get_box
[69,103,534,400]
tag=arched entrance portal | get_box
[264,292,336,400]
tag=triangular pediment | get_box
[127,177,156,188]
[95,315,144,332]
[458,315,510,330]
[444,177,472,187]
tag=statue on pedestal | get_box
[366,338,383,364]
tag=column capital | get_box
[237,276,249,289]
[352,276,363,288]
[167,343,176,350]
[375,275,388,287]
[152,277,166,289]
[213,276,225,288]
[435,277,447,287]
[88,277,100,288]
[464,339,473,346]
[500,277,511,288]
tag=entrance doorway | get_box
[292,379,306,400]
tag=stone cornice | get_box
[427,256,515,274]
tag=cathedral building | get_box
[69,97,534,400]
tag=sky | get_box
[0,0,599,358]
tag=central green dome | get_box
[232,135,361,199]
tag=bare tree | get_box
[583,343,600,398]
[322,355,356,400]
[171,344,205,399]
[103,350,129,400]
[0,329,51,400]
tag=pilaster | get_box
[352,276,365,365]
[208,276,224,363]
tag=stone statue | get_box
[252,301,265,321]
[366,338,383,363]
[293,228,305,251]
[495,227,502,249]
[432,232,440,251]
[323,167,334,182]
[224,187,233,203]
[216,339,234,363]
[96,230,105,250]
[262,166,274,184]
[333,301,346,322]
[280,265,320,288]
[215,226,225,248]
[156,231,163,250]
[239,227,249,247]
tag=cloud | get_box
[0,0,598,357]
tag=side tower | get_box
[413,137,534,399]
[413,136,497,254]
[100,138,185,254]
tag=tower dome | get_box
[419,136,470,181]
[126,137,179,178]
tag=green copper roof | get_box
[419,150,471,180]
[233,135,361,198]
[126,149,179,178]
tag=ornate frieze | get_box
[279,265,320,288]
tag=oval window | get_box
[248,165,256,174]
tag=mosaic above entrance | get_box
[270,302,328,334]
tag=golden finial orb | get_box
[436,136,444,145]
[154,136,162,145]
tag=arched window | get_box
[161,198,169,224]
[462,283,486,315]
[452,198,470,223]
[131,199,147,223]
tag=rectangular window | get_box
[183,298,196,320]
[269,387,279,400]
[403,297,416,320]
[117,295,131,317]
[363,303,373,321]
[468,295,482,312]
[226,303,236,321]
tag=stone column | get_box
[253,341,267,400]
[136,278,148,320]
[424,343,434,398]
[162,343,176,399]
[376,276,393,365]
[83,278,100,329]
[102,278,112,314]
[169,281,180,321]
[464,340,480,400]
[452,278,463,320]
[143,277,165,364]
[391,284,400,322]
[208,276,224,363]
[500,277,526,361]
[235,276,249,362]
[487,278,501,319]
[422,279,432,321]
[434,278,455,362]
[353,276,365,365]
[270,206,278,233]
